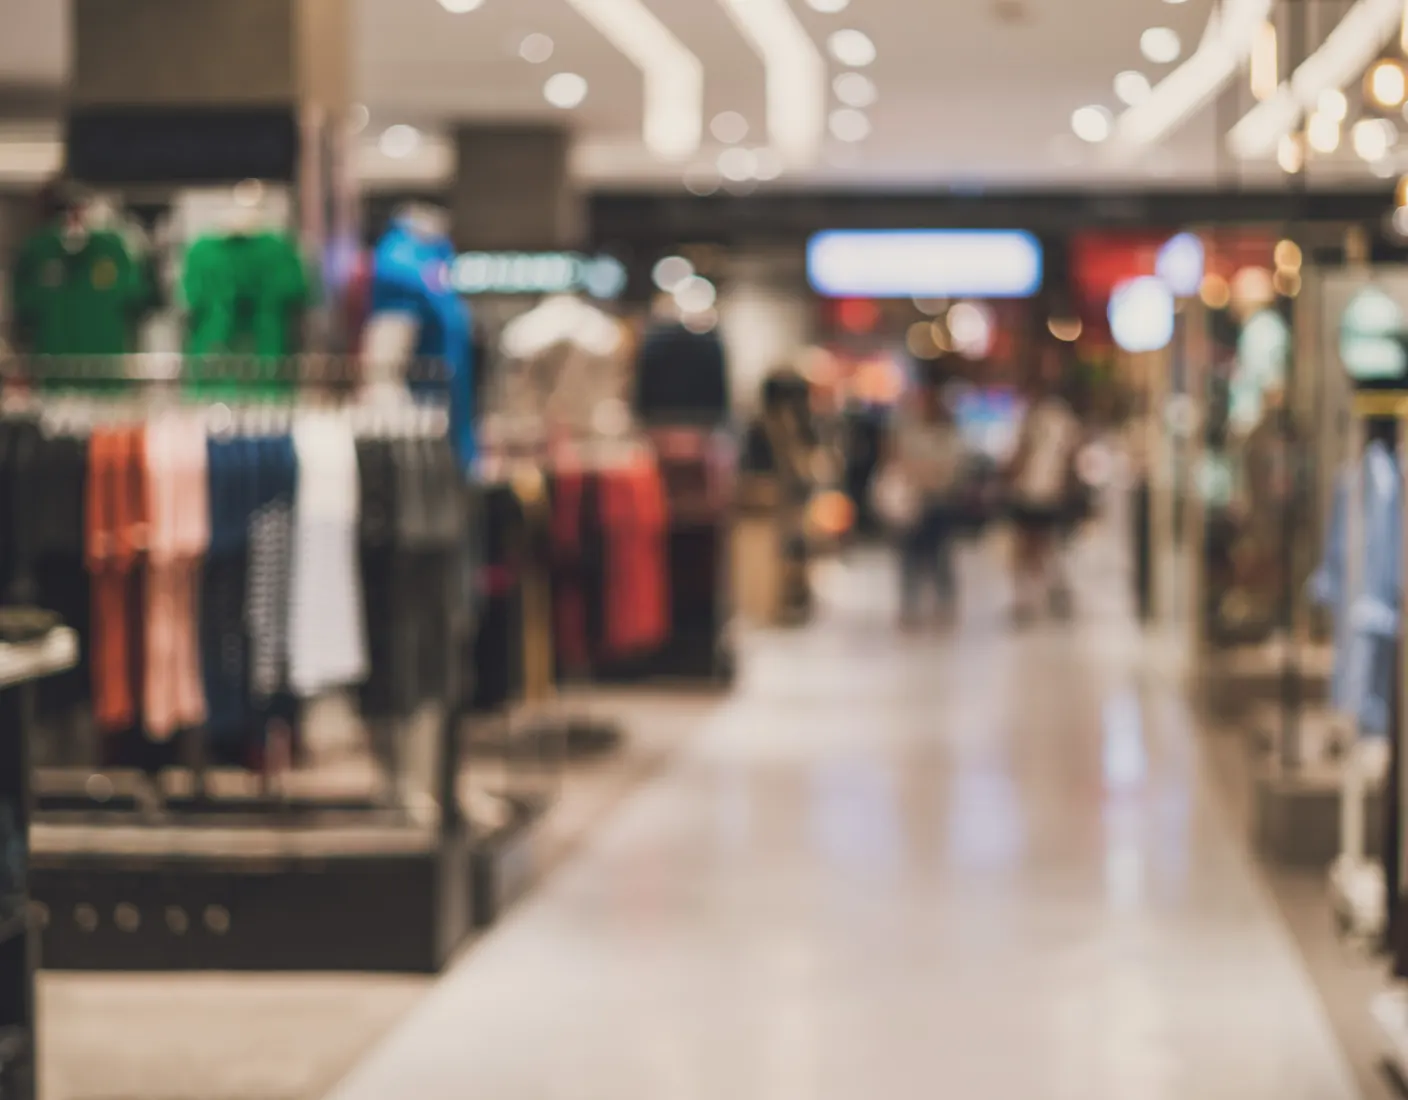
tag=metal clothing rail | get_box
[0,352,450,390]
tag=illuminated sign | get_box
[450,252,628,299]
[1340,287,1406,382]
[806,230,1043,299]
[1108,276,1174,353]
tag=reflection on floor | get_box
[324,533,1362,1100]
[37,696,707,1100]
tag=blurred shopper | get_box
[1008,374,1083,622]
[887,368,967,628]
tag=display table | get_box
[0,627,78,1100]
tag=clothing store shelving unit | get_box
[0,626,79,1100]
[2,354,489,973]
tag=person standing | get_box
[890,371,967,628]
[1008,377,1083,621]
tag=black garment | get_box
[466,483,525,712]
[633,323,730,426]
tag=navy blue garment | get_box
[371,219,476,469]
[202,438,261,753]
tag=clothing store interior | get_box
[11,0,1408,1097]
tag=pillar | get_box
[450,126,582,252]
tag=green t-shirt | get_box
[183,231,309,394]
[13,226,145,363]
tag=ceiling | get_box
[0,0,1396,190]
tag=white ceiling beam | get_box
[561,0,704,161]
[716,0,827,169]
[1227,0,1403,159]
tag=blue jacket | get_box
[1310,440,1401,736]
[371,221,475,468]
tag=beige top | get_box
[894,404,965,500]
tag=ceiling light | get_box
[711,111,749,144]
[807,0,850,10]
[1319,88,1349,120]
[1369,57,1408,108]
[1228,0,1405,161]
[1354,116,1398,160]
[829,108,871,142]
[562,0,703,161]
[1048,317,1084,342]
[519,33,554,63]
[439,0,484,11]
[652,255,694,292]
[1250,21,1278,100]
[1141,27,1182,64]
[1200,273,1232,309]
[719,0,828,169]
[674,275,717,313]
[379,124,421,159]
[718,146,758,180]
[828,29,876,66]
[1273,133,1303,173]
[1114,71,1152,107]
[544,72,589,109]
[1071,105,1113,143]
[1274,239,1303,270]
[834,71,878,108]
[752,147,784,180]
[1110,0,1275,156]
[1307,109,1341,152]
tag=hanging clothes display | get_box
[1311,438,1402,737]
[12,221,147,358]
[370,215,476,468]
[633,321,731,427]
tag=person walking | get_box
[889,370,967,628]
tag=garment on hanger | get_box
[183,231,308,366]
[13,223,146,357]
[288,411,367,696]
[370,218,475,467]
[143,412,210,740]
[633,322,730,426]
[1313,439,1402,736]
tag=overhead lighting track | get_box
[716,0,827,168]
[1105,0,1273,158]
[562,0,704,160]
[1228,0,1403,159]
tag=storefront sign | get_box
[1340,286,1406,382]
[806,229,1043,299]
[449,251,627,299]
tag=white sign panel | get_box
[806,230,1043,299]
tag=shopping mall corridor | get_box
[325,530,1359,1100]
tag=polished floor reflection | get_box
[326,534,1359,1100]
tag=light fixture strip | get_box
[1250,19,1278,101]
[716,0,827,168]
[562,0,704,160]
[1107,0,1274,154]
[1228,0,1403,158]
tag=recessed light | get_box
[829,107,871,142]
[1306,110,1340,154]
[1353,118,1397,162]
[544,72,588,109]
[439,0,484,12]
[1071,105,1112,144]
[753,148,784,181]
[652,256,694,292]
[828,29,876,67]
[833,71,877,108]
[1368,59,1408,110]
[674,275,717,313]
[711,111,750,144]
[519,33,554,63]
[807,0,849,10]
[1140,27,1181,64]
[718,146,759,181]
[1114,71,1151,107]
[378,125,421,159]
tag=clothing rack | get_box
[0,353,482,972]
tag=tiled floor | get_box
[324,534,1363,1100]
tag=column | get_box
[450,126,582,252]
